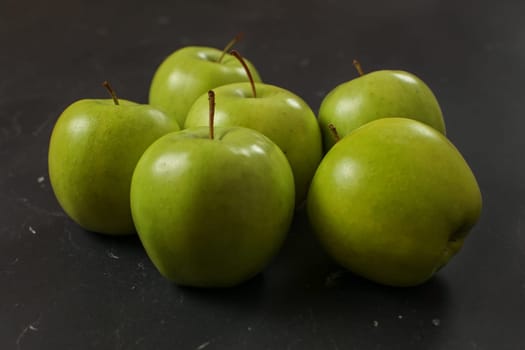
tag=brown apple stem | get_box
[352,59,364,76]
[230,50,256,98]
[102,81,119,105]
[208,90,215,140]
[328,123,341,142]
[217,32,244,63]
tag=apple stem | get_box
[217,32,244,63]
[352,59,364,76]
[208,90,215,140]
[230,50,256,98]
[102,81,119,105]
[328,123,341,142]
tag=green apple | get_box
[184,82,322,205]
[318,69,446,151]
[307,117,482,287]
[130,124,295,287]
[48,84,180,234]
[149,46,262,127]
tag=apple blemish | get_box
[328,123,341,143]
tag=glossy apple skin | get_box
[318,70,446,152]
[184,82,322,205]
[48,99,180,234]
[149,46,262,127]
[130,126,295,287]
[307,118,482,287]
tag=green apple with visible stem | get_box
[318,60,446,152]
[149,34,262,127]
[185,51,322,205]
[48,82,180,234]
[307,117,482,287]
[130,91,295,287]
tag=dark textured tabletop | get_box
[1,0,524,349]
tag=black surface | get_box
[1,0,524,349]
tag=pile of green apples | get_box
[48,38,482,288]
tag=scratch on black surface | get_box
[518,218,521,232]
[107,250,120,260]
[16,197,65,217]
[16,316,41,350]
[325,270,345,288]
[196,341,210,350]
[32,115,54,136]
[15,326,29,349]
[327,335,340,350]
[308,307,318,335]
[11,112,22,138]
[66,229,81,250]
[114,327,123,350]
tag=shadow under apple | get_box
[249,208,455,350]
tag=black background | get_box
[1,0,524,349]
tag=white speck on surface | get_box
[299,58,310,67]
[28,226,36,234]
[197,341,210,350]
[96,27,108,36]
[432,318,441,326]
[157,16,170,25]
[247,326,252,331]
[28,325,38,331]
[373,320,379,327]
[398,314,403,319]
[107,250,119,259]
[484,43,495,51]
[325,270,345,287]
[37,176,45,183]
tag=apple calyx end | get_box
[217,32,244,63]
[230,50,256,98]
[352,59,364,76]
[102,81,119,105]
